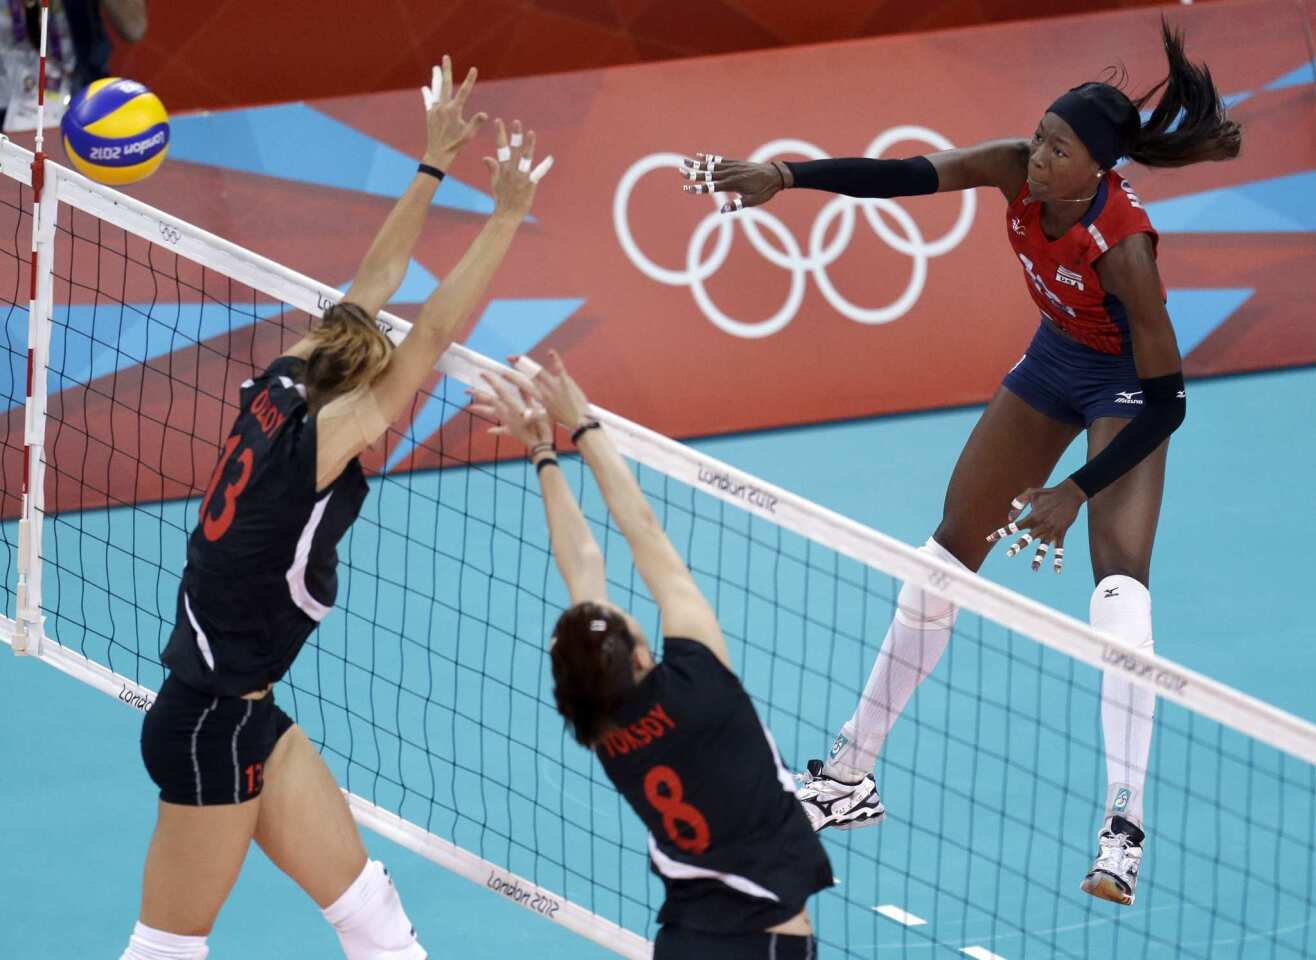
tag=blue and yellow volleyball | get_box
[60,78,170,186]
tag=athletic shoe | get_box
[795,759,885,831]
[1081,816,1144,905]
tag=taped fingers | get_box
[513,355,543,378]
[1053,546,1065,574]
[1005,532,1034,558]
[529,156,554,184]
[514,129,538,175]
[986,521,1021,544]
[681,155,726,177]
[421,64,442,111]
[718,197,744,214]
[1031,541,1050,572]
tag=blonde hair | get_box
[304,302,392,408]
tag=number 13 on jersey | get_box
[199,434,253,542]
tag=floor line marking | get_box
[961,947,1007,960]
[873,904,928,926]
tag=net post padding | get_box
[13,145,58,655]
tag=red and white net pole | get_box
[16,0,56,655]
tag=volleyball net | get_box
[2,138,1314,959]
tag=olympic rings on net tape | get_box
[613,128,976,339]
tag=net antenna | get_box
[2,135,1314,959]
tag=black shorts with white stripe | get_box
[654,925,817,960]
[141,673,294,806]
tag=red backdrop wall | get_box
[110,0,1202,111]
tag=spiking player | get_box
[118,60,552,960]
[469,354,833,959]
[680,21,1239,905]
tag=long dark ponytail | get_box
[1081,19,1241,169]
[1128,19,1241,166]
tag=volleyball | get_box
[60,78,170,186]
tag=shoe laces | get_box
[1096,830,1139,868]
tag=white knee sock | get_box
[120,922,208,960]
[1093,574,1155,829]
[825,537,965,781]
[323,859,426,960]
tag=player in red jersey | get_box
[679,20,1239,906]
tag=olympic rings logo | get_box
[613,128,977,339]
[157,221,182,246]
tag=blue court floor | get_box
[3,364,1314,959]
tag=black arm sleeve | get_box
[783,156,939,198]
[1069,372,1186,498]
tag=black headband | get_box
[1047,87,1123,170]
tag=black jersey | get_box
[162,356,368,696]
[597,638,833,934]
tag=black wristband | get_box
[571,419,601,445]
[1068,372,1187,498]
[418,162,446,181]
[783,156,938,199]
[535,457,560,476]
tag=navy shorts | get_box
[654,926,817,959]
[1002,321,1142,427]
[141,673,295,806]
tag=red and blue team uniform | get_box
[1002,170,1164,426]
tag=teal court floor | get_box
[3,364,1315,958]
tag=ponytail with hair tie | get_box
[550,603,638,746]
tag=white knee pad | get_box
[894,538,963,630]
[323,860,426,960]
[120,922,208,960]
[1091,575,1153,651]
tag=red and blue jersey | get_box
[1006,170,1162,355]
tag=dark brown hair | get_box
[1080,19,1241,169]
[550,602,637,746]
[304,301,392,409]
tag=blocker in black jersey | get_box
[597,637,834,935]
[162,355,368,697]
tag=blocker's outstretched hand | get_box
[529,349,592,433]
[466,368,552,452]
[986,481,1088,574]
[421,56,487,170]
[678,153,790,214]
[484,118,555,219]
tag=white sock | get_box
[826,537,964,780]
[1093,574,1155,830]
[120,922,208,960]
